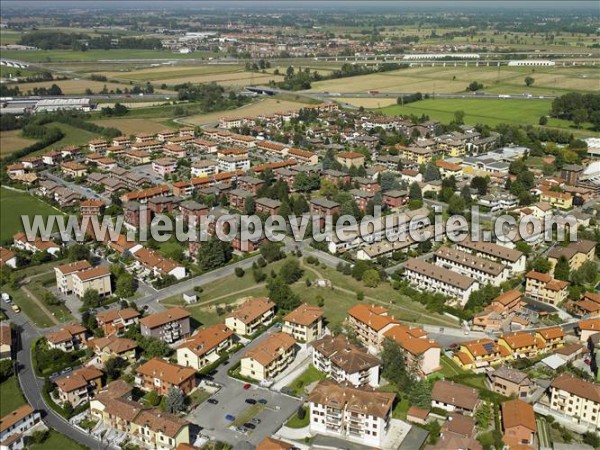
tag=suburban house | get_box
[0,323,12,360]
[311,334,381,387]
[55,260,92,294]
[383,325,441,377]
[548,374,600,429]
[0,405,43,450]
[525,271,569,306]
[240,332,296,381]
[336,152,365,168]
[547,240,596,274]
[282,303,324,343]
[176,324,235,371]
[88,336,138,363]
[71,266,113,299]
[501,399,537,448]
[225,297,276,336]
[308,379,395,448]
[95,308,141,336]
[454,338,509,370]
[346,304,398,352]
[54,366,104,407]
[46,324,88,352]
[431,380,480,416]
[13,233,61,256]
[135,358,196,396]
[579,318,600,342]
[140,307,192,343]
[486,367,533,398]
[454,239,526,274]
[0,247,17,269]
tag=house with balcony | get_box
[336,152,365,168]
[54,260,92,294]
[72,266,112,299]
[548,240,596,275]
[0,405,43,450]
[455,239,526,274]
[225,297,276,336]
[453,338,509,371]
[312,335,381,387]
[548,374,600,429]
[54,366,103,407]
[87,336,138,364]
[140,307,192,344]
[535,327,565,352]
[434,246,508,287]
[135,358,196,396]
[176,324,235,371]
[46,324,88,352]
[240,332,296,381]
[486,367,533,399]
[383,325,441,377]
[151,158,177,177]
[525,270,569,306]
[498,332,540,360]
[346,304,398,353]
[431,380,480,416]
[282,303,324,343]
[308,380,395,449]
[95,308,141,336]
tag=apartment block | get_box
[240,332,296,381]
[403,259,480,306]
[176,324,235,370]
[135,358,196,396]
[346,304,397,352]
[140,307,192,344]
[54,260,92,294]
[434,246,508,287]
[46,324,88,352]
[486,367,533,398]
[72,266,112,299]
[282,303,324,343]
[455,239,526,274]
[549,374,600,429]
[95,308,141,336]
[525,270,569,306]
[548,240,596,274]
[383,325,441,377]
[225,297,276,336]
[0,405,42,450]
[309,380,395,448]
[55,366,103,407]
[312,335,381,387]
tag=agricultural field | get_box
[0,48,203,63]
[13,78,172,95]
[183,97,316,126]
[381,98,600,136]
[307,65,600,96]
[99,64,245,82]
[33,122,98,154]
[91,117,174,135]
[0,130,37,156]
[337,97,398,108]
[0,186,63,241]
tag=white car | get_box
[1,293,10,304]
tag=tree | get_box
[583,432,600,449]
[380,172,400,192]
[259,241,283,263]
[524,76,535,87]
[145,389,161,407]
[470,176,489,196]
[82,289,100,308]
[448,194,466,215]
[466,81,483,92]
[297,405,306,420]
[234,267,245,278]
[539,116,548,126]
[573,108,588,128]
[279,259,303,284]
[104,357,126,380]
[244,196,256,215]
[409,182,422,201]
[362,269,381,287]
[423,164,441,182]
[68,244,90,262]
[197,237,232,271]
[0,359,14,382]
[408,379,432,409]
[381,339,413,389]
[530,257,551,273]
[453,110,465,124]
[116,272,136,298]
[554,255,570,282]
[267,276,300,310]
[164,387,185,414]
[475,402,493,430]
[460,185,472,204]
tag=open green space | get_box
[0,376,27,417]
[285,407,310,429]
[1,48,204,63]
[439,355,465,377]
[232,404,265,427]
[35,122,99,154]
[0,187,63,242]
[29,430,87,450]
[286,364,327,397]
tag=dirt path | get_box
[161,283,267,309]
[300,261,457,327]
[21,283,60,326]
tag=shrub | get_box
[234,267,245,278]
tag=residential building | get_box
[548,240,596,274]
[311,335,381,387]
[0,405,42,450]
[152,158,178,177]
[454,338,509,370]
[179,201,208,226]
[237,175,266,194]
[80,199,105,216]
[403,259,480,306]
[498,332,540,360]
[130,247,187,280]
[540,190,573,209]
[72,266,112,298]
[191,160,218,177]
[95,308,141,336]
[425,413,481,450]
[435,160,464,179]
[61,161,88,178]
[549,374,600,429]
[176,324,235,370]
[12,233,61,256]
[46,324,88,352]
[135,358,196,396]
[525,270,569,306]
[310,198,341,217]
[140,307,192,343]
[434,246,508,287]
[346,304,397,352]
[383,325,441,377]
[132,409,190,450]
[256,437,295,450]
[336,152,365,168]
[486,367,533,398]
[88,336,138,364]
[0,323,12,360]
[382,190,409,209]
[54,366,103,407]
[455,239,526,274]
[54,260,92,294]
[124,201,152,230]
[282,303,324,343]
[227,188,253,211]
[535,327,565,351]
[0,247,17,269]
[573,292,600,317]
[240,332,296,381]
[225,297,276,336]
[255,197,281,215]
[478,193,518,212]
[308,380,395,448]
[579,318,600,343]
[431,380,480,416]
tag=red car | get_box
[243,384,252,390]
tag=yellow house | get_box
[240,332,296,381]
[88,336,138,364]
[540,190,573,209]
[525,270,569,306]
[548,240,596,274]
[453,338,509,370]
[282,303,324,343]
[535,327,565,352]
[402,146,441,164]
[498,332,539,360]
[336,151,365,168]
[72,266,112,298]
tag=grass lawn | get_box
[0,187,63,241]
[232,404,265,427]
[91,117,173,135]
[392,396,410,419]
[35,122,98,154]
[439,355,465,377]
[287,364,327,397]
[285,407,310,429]
[1,48,202,63]
[29,430,87,450]
[0,130,37,156]
[0,376,26,417]
[380,98,598,136]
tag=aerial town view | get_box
[0,1,599,449]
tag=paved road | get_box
[41,170,109,203]
[7,308,116,450]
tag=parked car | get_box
[10,305,20,313]
[250,418,261,425]
[243,423,256,430]
[1,293,11,303]
[208,399,219,405]
[257,399,267,405]
[225,414,235,422]
[245,399,257,405]
[243,384,252,390]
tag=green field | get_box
[35,122,99,154]
[0,376,27,416]
[29,430,87,450]
[0,187,63,241]
[0,48,204,63]
[380,98,598,135]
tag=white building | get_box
[454,238,526,274]
[549,374,600,430]
[434,246,508,287]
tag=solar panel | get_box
[483,342,495,353]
